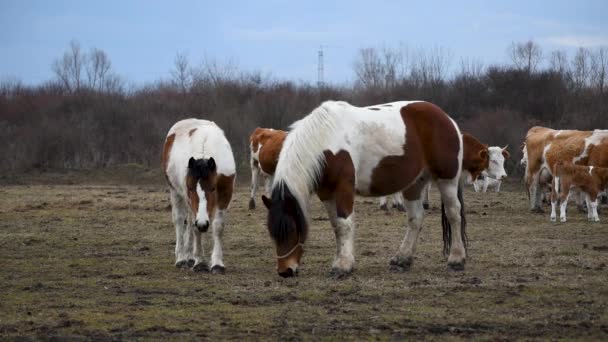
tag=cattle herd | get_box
[161,100,607,278]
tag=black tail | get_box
[441,182,468,256]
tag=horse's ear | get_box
[188,157,196,169]
[207,157,216,171]
[261,195,272,210]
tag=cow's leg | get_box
[529,172,543,213]
[327,187,356,277]
[379,196,388,211]
[170,191,191,268]
[473,180,480,192]
[393,193,406,212]
[550,176,559,222]
[436,179,466,270]
[482,178,489,193]
[210,209,227,273]
[248,161,260,210]
[559,188,570,223]
[495,180,502,192]
[390,198,424,272]
[589,195,600,222]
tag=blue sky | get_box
[1,0,607,86]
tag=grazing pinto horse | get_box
[248,128,287,210]
[161,119,236,273]
[262,101,467,278]
[552,161,608,222]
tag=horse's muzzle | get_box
[195,220,209,232]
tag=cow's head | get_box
[487,146,509,180]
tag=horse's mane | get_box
[267,184,308,244]
[272,101,346,218]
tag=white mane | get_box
[273,101,347,216]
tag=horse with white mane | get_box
[161,119,236,273]
[262,101,468,278]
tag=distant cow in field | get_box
[472,145,510,193]
[380,132,509,210]
[551,161,608,222]
[161,119,236,273]
[523,127,608,213]
[248,128,287,210]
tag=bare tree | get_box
[459,57,484,79]
[353,48,384,89]
[170,52,192,92]
[191,57,238,87]
[572,47,591,90]
[509,40,542,75]
[52,40,86,93]
[86,48,112,91]
[410,46,452,86]
[590,47,608,93]
[549,49,569,75]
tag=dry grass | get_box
[0,179,607,340]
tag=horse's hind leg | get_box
[389,197,424,272]
[436,179,466,270]
[249,160,260,210]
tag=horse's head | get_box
[262,184,306,278]
[186,157,218,232]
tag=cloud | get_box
[231,27,331,42]
[547,35,608,48]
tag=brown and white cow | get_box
[161,119,236,273]
[248,127,287,210]
[551,161,608,222]
[523,127,608,212]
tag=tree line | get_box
[1,40,606,178]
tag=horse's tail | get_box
[441,181,467,256]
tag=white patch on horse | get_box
[196,182,209,227]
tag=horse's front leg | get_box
[390,198,424,272]
[210,209,227,273]
[324,193,355,278]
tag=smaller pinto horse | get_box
[248,127,287,210]
[262,101,468,278]
[161,119,236,273]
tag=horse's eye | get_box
[210,187,216,192]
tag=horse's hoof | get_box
[380,204,388,211]
[248,199,256,210]
[187,259,195,268]
[396,204,406,212]
[448,261,465,271]
[210,265,226,274]
[192,262,209,272]
[550,217,556,222]
[423,203,430,210]
[329,268,352,279]
[175,260,189,269]
[389,256,413,272]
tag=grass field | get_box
[1,174,607,340]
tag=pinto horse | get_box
[262,101,467,278]
[248,127,287,210]
[161,119,236,273]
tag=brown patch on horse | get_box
[461,132,489,181]
[317,150,355,218]
[188,128,197,137]
[186,174,199,214]
[250,128,287,175]
[369,102,460,195]
[161,133,176,188]
[217,174,235,210]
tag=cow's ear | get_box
[261,195,272,210]
[479,149,488,160]
[502,149,510,159]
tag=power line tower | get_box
[317,45,324,87]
